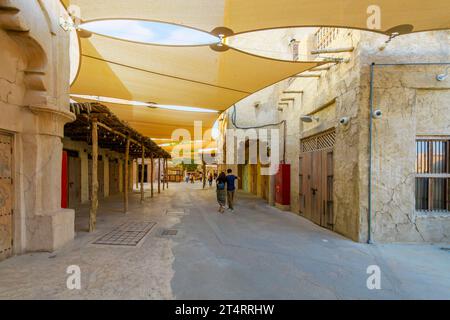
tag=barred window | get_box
[415,138,450,212]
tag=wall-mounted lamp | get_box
[300,115,319,123]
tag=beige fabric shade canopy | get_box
[63,0,450,35]
[71,34,319,111]
[64,0,450,142]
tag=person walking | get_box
[226,169,239,212]
[208,173,213,187]
[216,172,227,213]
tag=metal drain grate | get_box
[162,229,178,236]
[166,209,188,216]
[93,221,156,246]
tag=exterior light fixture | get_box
[300,115,319,123]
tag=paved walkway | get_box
[0,183,449,299]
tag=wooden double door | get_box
[299,131,335,230]
[0,133,13,262]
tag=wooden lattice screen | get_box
[301,130,336,153]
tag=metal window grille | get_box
[415,138,450,212]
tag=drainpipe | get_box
[367,63,375,244]
[367,62,450,244]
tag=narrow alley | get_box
[0,183,448,300]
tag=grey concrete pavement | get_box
[0,183,449,299]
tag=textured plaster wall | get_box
[0,0,76,253]
[222,28,450,243]
[357,31,450,243]
[366,68,450,243]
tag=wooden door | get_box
[300,150,332,228]
[299,152,312,221]
[299,130,335,230]
[68,155,81,208]
[109,160,119,195]
[98,160,104,198]
[261,173,269,201]
[237,165,243,189]
[251,164,258,195]
[242,165,249,192]
[0,133,13,262]
[321,150,334,229]
[311,151,322,225]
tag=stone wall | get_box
[221,27,450,243]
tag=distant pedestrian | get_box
[208,173,213,187]
[185,173,190,183]
[190,174,194,184]
[226,169,240,212]
[216,172,227,213]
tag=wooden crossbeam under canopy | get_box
[65,101,171,231]
[66,102,171,159]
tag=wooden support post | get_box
[89,119,99,232]
[158,158,161,194]
[165,158,169,189]
[150,155,154,198]
[135,159,139,190]
[162,158,165,191]
[140,145,145,203]
[124,135,130,213]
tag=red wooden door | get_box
[61,151,68,208]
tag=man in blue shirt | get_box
[226,169,240,211]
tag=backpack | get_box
[217,182,225,190]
